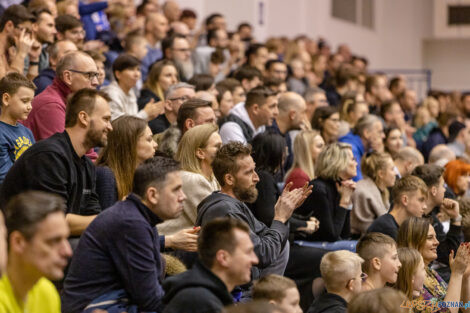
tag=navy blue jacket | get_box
[62,193,165,313]
[33,67,55,96]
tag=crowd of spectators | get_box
[2,0,470,312]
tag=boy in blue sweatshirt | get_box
[0,72,36,184]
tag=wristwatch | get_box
[451,214,462,223]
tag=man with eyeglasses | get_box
[56,14,86,50]
[0,5,38,80]
[24,51,100,142]
[148,82,195,134]
[307,250,364,313]
[265,60,288,82]
[162,33,194,81]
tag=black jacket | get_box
[295,178,350,241]
[162,260,233,313]
[307,293,347,313]
[196,192,289,279]
[367,213,399,239]
[0,131,101,216]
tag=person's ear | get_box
[62,70,73,86]
[371,257,381,271]
[224,173,234,187]
[431,185,437,197]
[146,186,160,206]
[9,231,27,255]
[215,249,230,268]
[241,79,249,92]
[251,103,260,115]
[4,20,14,34]
[195,147,205,160]
[114,70,122,82]
[164,100,172,112]
[288,109,296,121]
[77,111,89,127]
[2,93,10,107]
[185,118,195,131]
[56,32,64,40]
[268,300,278,306]
[165,47,172,59]
[401,194,409,206]
[32,22,39,34]
[346,278,354,291]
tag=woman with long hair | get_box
[157,123,222,235]
[397,217,470,312]
[285,129,325,190]
[311,106,340,144]
[351,152,396,236]
[384,127,404,159]
[138,59,179,108]
[96,115,157,209]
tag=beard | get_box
[174,59,194,81]
[233,182,258,203]
[84,120,107,149]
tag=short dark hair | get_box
[389,76,403,91]
[0,73,35,107]
[411,164,444,187]
[205,13,223,27]
[245,86,274,109]
[4,191,65,241]
[213,141,252,187]
[210,48,225,65]
[0,4,35,32]
[162,33,187,58]
[198,217,250,268]
[245,43,266,59]
[265,59,284,72]
[55,14,82,34]
[356,232,396,273]
[65,88,111,127]
[216,78,241,93]
[392,175,428,204]
[233,66,262,84]
[176,98,212,132]
[132,156,180,197]
[207,28,221,45]
[237,22,251,32]
[251,130,286,174]
[188,74,214,92]
[112,54,141,82]
[180,9,196,19]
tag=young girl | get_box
[395,247,426,300]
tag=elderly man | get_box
[24,51,99,141]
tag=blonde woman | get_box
[158,124,221,235]
[285,130,325,189]
[351,152,396,235]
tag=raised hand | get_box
[440,198,460,220]
[143,99,165,120]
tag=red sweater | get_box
[285,167,310,190]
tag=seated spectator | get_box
[421,112,456,161]
[444,159,470,198]
[287,58,308,96]
[264,77,287,94]
[0,191,72,312]
[394,147,424,179]
[95,115,157,209]
[384,127,404,159]
[216,84,234,118]
[252,274,302,313]
[138,59,179,108]
[141,13,169,81]
[0,89,112,237]
[347,287,407,313]
[158,124,221,235]
[351,152,396,235]
[356,233,401,290]
[163,218,258,313]
[285,130,325,189]
[397,217,470,312]
[304,87,328,123]
[0,5,37,79]
[338,91,368,138]
[413,105,436,148]
[24,51,99,141]
[233,66,263,94]
[162,33,194,81]
[217,78,246,105]
[148,82,195,135]
[447,120,468,158]
[295,143,356,246]
[31,8,56,73]
[365,74,390,115]
[395,247,426,300]
[307,250,364,313]
[103,54,163,121]
[429,144,456,168]
[398,89,417,122]
[311,106,340,144]
[196,142,309,285]
[55,14,85,50]
[177,98,217,134]
[269,92,307,172]
[85,50,107,86]
[192,28,229,79]
[62,157,186,313]
[0,73,36,184]
[412,164,462,270]
[339,114,385,181]
[33,40,78,95]
[219,86,278,144]
[264,60,287,82]
[189,73,218,96]
[367,175,428,239]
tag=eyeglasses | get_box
[67,69,100,81]
[168,95,190,102]
[69,29,86,36]
[172,48,191,53]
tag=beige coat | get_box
[157,170,220,235]
[351,177,389,235]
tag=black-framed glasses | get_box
[68,69,99,81]
[168,95,190,102]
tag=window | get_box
[332,0,375,29]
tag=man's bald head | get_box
[146,13,169,41]
[278,92,306,113]
[429,144,456,166]
[56,51,99,90]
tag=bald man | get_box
[268,91,307,172]
[163,0,181,23]
[142,12,169,80]
[24,51,99,141]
